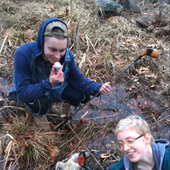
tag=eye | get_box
[126,139,135,144]
[59,49,65,53]
[117,142,123,148]
[50,48,56,52]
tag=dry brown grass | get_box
[1,107,114,169]
[1,0,169,82]
[0,0,170,169]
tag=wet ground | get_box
[70,83,170,169]
[0,77,169,169]
[73,82,170,143]
[0,76,169,141]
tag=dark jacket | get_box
[108,139,170,170]
[10,17,102,103]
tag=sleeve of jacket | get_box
[107,159,125,170]
[14,45,52,103]
[67,52,102,96]
[162,148,170,170]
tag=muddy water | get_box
[0,77,169,149]
[0,77,169,168]
[0,77,12,94]
[73,83,170,143]
[0,77,169,142]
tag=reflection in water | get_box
[73,83,170,151]
[0,77,12,94]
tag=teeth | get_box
[127,152,133,156]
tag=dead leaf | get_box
[47,4,54,11]
[114,60,125,65]
[69,142,73,149]
[145,73,157,78]
[69,21,74,37]
[24,132,32,139]
[137,66,150,74]
[19,144,27,156]
[47,144,60,160]
[100,151,110,159]
[150,85,156,89]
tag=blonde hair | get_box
[115,115,155,144]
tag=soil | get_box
[0,0,170,169]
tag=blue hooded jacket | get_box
[10,17,102,103]
[108,139,170,170]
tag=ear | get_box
[144,133,152,144]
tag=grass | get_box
[0,0,170,169]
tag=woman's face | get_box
[116,128,151,162]
[43,36,67,64]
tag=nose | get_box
[122,143,130,151]
[54,51,62,60]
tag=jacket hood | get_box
[35,17,68,57]
[152,139,169,170]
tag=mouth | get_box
[50,56,58,62]
[126,151,135,158]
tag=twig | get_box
[0,134,18,169]
[58,126,89,149]
[79,53,86,69]
[0,140,3,157]
[70,0,73,17]
[67,123,105,170]
[78,34,92,69]
[69,42,75,50]
[80,111,89,119]
[38,132,62,135]
[0,134,15,140]
[0,34,8,55]
[68,141,81,159]
[86,34,90,54]
[151,114,170,125]
[75,21,79,58]
[85,34,99,56]
[0,106,26,111]
[3,141,13,170]
[74,113,119,121]
[111,154,119,162]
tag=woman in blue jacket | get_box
[108,115,170,170]
[9,17,112,116]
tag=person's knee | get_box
[61,85,91,107]
[25,95,51,116]
[81,94,90,104]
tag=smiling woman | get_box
[108,115,170,170]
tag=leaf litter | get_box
[0,0,170,169]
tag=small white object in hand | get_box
[54,62,61,69]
